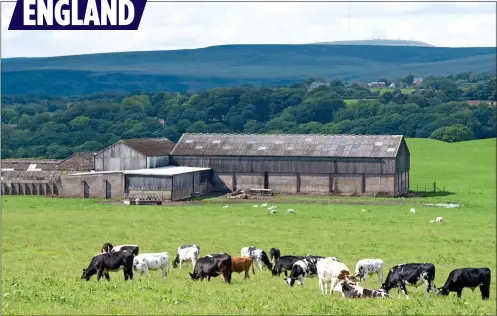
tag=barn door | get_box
[83,181,89,198]
[105,180,111,199]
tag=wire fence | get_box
[409,182,495,196]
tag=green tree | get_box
[430,124,473,142]
[69,116,90,130]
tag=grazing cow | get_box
[231,256,255,279]
[190,254,232,283]
[272,255,305,277]
[340,278,391,299]
[108,244,139,256]
[380,263,436,299]
[305,255,325,264]
[436,216,443,223]
[133,253,170,279]
[101,242,113,253]
[241,246,272,271]
[172,245,200,270]
[317,258,352,295]
[81,251,134,281]
[355,259,384,284]
[438,268,491,300]
[284,257,320,287]
[269,248,281,266]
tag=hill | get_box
[2,44,495,95]
[313,39,435,47]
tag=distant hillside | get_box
[2,44,495,95]
[313,39,435,47]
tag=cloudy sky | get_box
[1,0,495,58]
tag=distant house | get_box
[308,81,330,90]
[468,100,497,106]
[368,82,386,88]
[388,83,396,88]
[413,77,423,85]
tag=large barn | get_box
[171,133,410,196]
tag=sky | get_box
[1,0,496,58]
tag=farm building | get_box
[171,133,410,196]
[53,152,95,172]
[93,138,176,171]
[61,166,211,200]
[1,159,62,195]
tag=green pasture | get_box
[2,138,496,315]
[370,87,415,95]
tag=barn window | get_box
[387,147,395,152]
[375,142,383,146]
[212,140,221,144]
[320,146,329,151]
[339,140,346,145]
[258,146,267,151]
[287,147,294,150]
[195,146,204,149]
[185,140,193,143]
[223,146,231,150]
[275,141,284,144]
[247,140,257,144]
[351,146,360,151]
[305,138,313,142]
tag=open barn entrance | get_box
[105,180,111,199]
[83,181,89,198]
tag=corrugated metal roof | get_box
[120,138,176,157]
[1,170,61,183]
[171,133,404,158]
[0,159,62,171]
[69,166,210,177]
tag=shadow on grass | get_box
[408,191,456,198]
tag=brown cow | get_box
[232,256,255,279]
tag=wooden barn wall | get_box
[268,173,297,193]
[94,143,146,171]
[146,156,170,168]
[395,139,410,174]
[193,170,209,194]
[300,174,330,194]
[125,175,172,191]
[235,173,265,190]
[60,173,124,198]
[172,172,209,200]
[172,156,391,175]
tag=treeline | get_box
[1,73,495,159]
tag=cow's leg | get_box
[284,270,288,277]
[431,280,437,295]
[144,266,149,277]
[96,269,104,281]
[425,280,431,300]
[378,270,383,284]
[319,278,324,295]
[329,278,337,295]
[123,268,129,281]
[400,282,409,299]
[161,266,167,279]
[104,272,110,281]
[179,260,182,270]
[363,273,367,285]
[480,284,490,300]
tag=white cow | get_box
[133,253,170,279]
[435,216,443,223]
[317,258,352,295]
[241,246,272,271]
[355,259,384,284]
[172,245,200,270]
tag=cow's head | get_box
[133,258,147,271]
[81,268,91,281]
[380,281,394,293]
[283,277,298,287]
[172,254,180,268]
[437,287,449,296]
[356,266,366,280]
[189,272,200,280]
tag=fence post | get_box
[433,182,436,192]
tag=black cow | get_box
[81,251,134,281]
[101,243,139,256]
[438,268,491,300]
[380,263,436,299]
[101,242,113,253]
[284,257,320,287]
[269,248,281,266]
[190,254,232,283]
[272,255,304,277]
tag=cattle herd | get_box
[81,243,491,301]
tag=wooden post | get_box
[433,182,436,192]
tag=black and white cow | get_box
[172,244,200,270]
[101,243,139,256]
[272,255,305,277]
[190,253,232,283]
[240,246,272,271]
[380,263,436,299]
[341,279,391,299]
[81,251,134,281]
[269,248,281,266]
[284,257,321,287]
[438,268,491,300]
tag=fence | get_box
[409,182,494,195]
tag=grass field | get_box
[370,88,415,95]
[2,138,496,315]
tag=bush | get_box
[430,124,473,143]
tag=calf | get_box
[190,254,232,283]
[172,244,200,270]
[133,253,170,279]
[340,278,391,299]
[284,257,320,287]
[355,259,384,284]
[438,268,491,300]
[110,245,139,256]
[231,256,255,279]
[241,246,272,271]
[81,251,134,281]
[317,258,352,295]
[381,263,436,299]
[269,248,281,266]
[272,255,304,277]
